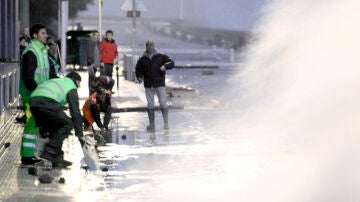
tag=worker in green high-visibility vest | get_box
[30,71,84,168]
[19,23,54,165]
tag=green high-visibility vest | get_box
[30,77,77,106]
[20,39,50,97]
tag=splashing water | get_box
[215,0,360,201]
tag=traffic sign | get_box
[127,11,141,18]
[121,0,147,12]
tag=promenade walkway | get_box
[0,67,170,201]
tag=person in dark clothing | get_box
[135,40,174,132]
[29,71,84,168]
[21,27,31,45]
[46,36,60,78]
[86,30,101,68]
[83,87,112,135]
[15,36,28,124]
[100,30,118,79]
[88,64,115,95]
[19,36,27,56]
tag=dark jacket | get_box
[135,52,174,88]
[21,51,38,92]
[67,88,83,137]
[86,38,101,66]
[88,65,114,95]
[20,45,26,56]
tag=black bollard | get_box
[58,177,65,184]
[4,142,10,148]
[101,167,109,172]
[28,167,37,176]
[116,65,119,91]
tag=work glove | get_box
[160,65,166,71]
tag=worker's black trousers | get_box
[30,97,73,157]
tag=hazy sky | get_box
[78,0,266,31]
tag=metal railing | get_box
[0,62,20,116]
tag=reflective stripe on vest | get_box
[23,134,37,140]
[21,40,50,84]
[30,77,77,105]
[22,142,36,148]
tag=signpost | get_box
[98,0,102,36]
[121,0,147,81]
[60,0,68,75]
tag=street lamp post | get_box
[180,0,184,20]
[60,0,69,75]
[121,0,147,81]
[58,0,61,37]
[131,0,136,69]
[98,0,102,36]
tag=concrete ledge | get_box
[111,105,184,113]
[174,65,219,69]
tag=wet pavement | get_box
[0,19,245,201]
[75,20,247,201]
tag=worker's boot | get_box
[161,108,169,130]
[146,108,155,133]
[41,144,60,163]
[103,105,112,130]
[53,150,72,168]
[21,156,43,165]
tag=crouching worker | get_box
[83,87,112,135]
[88,64,115,95]
[29,71,84,168]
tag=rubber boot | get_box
[146,109,155,133]
[161,108,169,130]
[103,105,112,130]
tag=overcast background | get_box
[78,0,266,31]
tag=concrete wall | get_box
[0,0,20,127]
[0,0,19,61]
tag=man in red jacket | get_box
[100,30,118,79]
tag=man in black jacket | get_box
[135,40,174,132]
